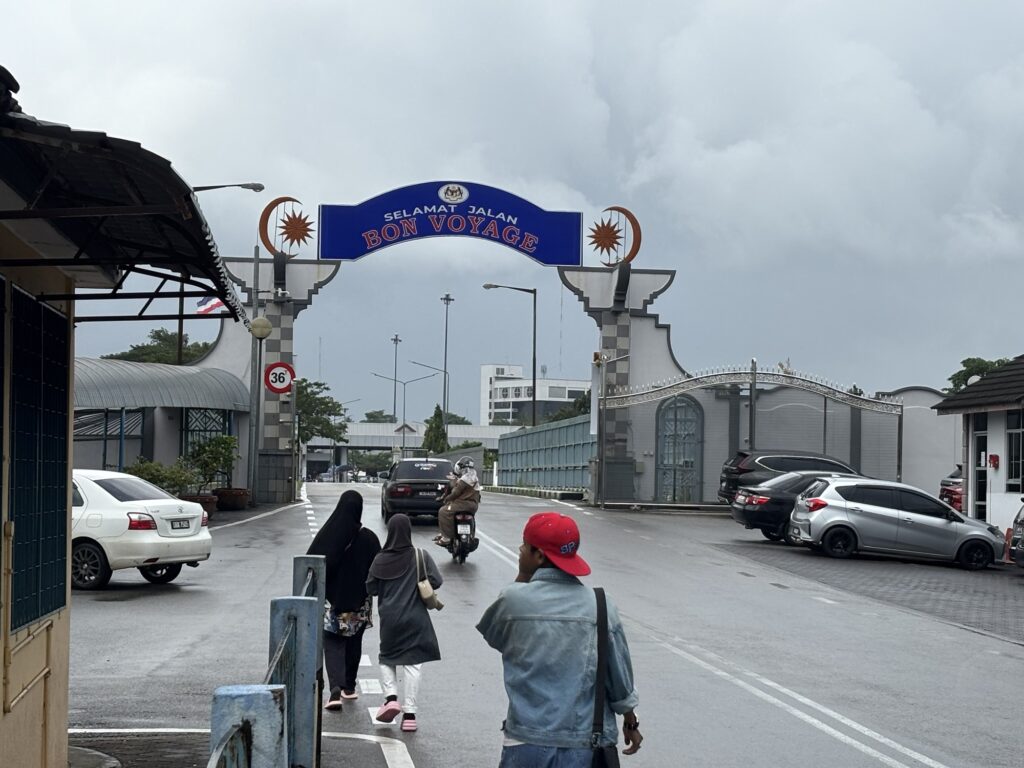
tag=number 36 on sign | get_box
[264,362,296,394]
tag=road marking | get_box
[69,729,414,768]
[619,627,950,768]
[360,678,383,695]
[360,654,371,667]
[211,502,308,530]
[813,597,838,605]
[475,530,518,568]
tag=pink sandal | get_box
[375,700,402,723]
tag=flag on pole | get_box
[197,295,226,315]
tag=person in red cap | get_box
[477,512,642,766]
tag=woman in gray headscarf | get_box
[307,490,381,710]
[366,513,442,732]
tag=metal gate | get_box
[655,395,703,502]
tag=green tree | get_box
[188,435,240,493]
[945,357,1011,394]
[546,389,591,422]
[294,379,349,445]
[102,328,211,364]
[362,409,397,423]
[445,412,472,425]
[451,440,482,451]
[349,450,392,475]
[421,404,449,454]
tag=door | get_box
[895,490,960,557]
[836,485,900,550]
[656,395,703,502]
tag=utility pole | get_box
[391,334,401,421]
[441,293,454,446]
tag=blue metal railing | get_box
[208,555,326,768]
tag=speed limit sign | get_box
[264,362,296,394]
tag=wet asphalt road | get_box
[69,482,1024,767]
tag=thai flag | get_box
[197,296,226,315]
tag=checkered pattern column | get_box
[260,303,295,452]
[601,310,631,459]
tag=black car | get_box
[380,458,454,522]
[730,470,861,544]
[718,449,857,502]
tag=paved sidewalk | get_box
[68,730,394,768]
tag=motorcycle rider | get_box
[434,457,481,547]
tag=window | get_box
[548,386,567,399]
[898,490,948,518]
[568,389,586,399]
[501,388,510,398]
[1007,409,1022,493]
[496,367,505,375]
[72,483,84,507]
[837,486,895,509]
[513,387,522,398]
[394,461,453,481]
[94,477,176,502]
[760,456,800,472]
[525,387,533,397]
[796,457,852,473]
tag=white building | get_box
[481,364,590,425]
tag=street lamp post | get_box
[390,334,402,420]
[247,313,273,506]
[440,293,454,441]
[483,283,537,426]
[191,182,265,193]
[372,372,438,455]
[331,398,361,480]
[410,360,450,449]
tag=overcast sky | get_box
[7,2,1024,423]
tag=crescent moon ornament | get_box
[603,206,641,266]
[587,206,642,267]
[259,196,308,258]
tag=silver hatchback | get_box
[790,477,1005,570]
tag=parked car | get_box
[790,476,1005,570]
[731,470,861,544]
[718,449,858,502]
[938,465,963,511]
[71,469,213,590]
[1011,499,1024,568]
[380,458,454,522]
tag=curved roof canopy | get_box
[75,358,249,411]
[0,66,247,327]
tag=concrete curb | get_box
[484,485,585,500]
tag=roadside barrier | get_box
[208,555,326,768]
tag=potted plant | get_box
[189,435,248,511]
[125,456,199,498]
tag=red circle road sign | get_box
[264,362,296,394]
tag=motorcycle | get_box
[436,495,479,564]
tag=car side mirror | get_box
[379,472,389,480]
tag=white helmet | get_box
[456,456,475,473]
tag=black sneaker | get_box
[325,688,343,711]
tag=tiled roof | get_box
[932,355,1024,413]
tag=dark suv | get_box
[718,449,857,502]
[380,458,454,522]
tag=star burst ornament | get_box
[278,209,315,249]
[588,217,623,259]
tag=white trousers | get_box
[380,663,422,713]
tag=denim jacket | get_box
[476,568,639,748]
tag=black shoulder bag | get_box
[591,587,621,768]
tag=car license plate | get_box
[418,491,436,497]
[171,519,190,530]
[457,524,471,534]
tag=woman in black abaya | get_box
[307,490,381,709]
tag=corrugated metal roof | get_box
[74,358,249,411]
[932,355,1024,413]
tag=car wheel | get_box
[821,527,856,559]
[138,563,183,584]
[782,524,800,546]
[760,527,784,542]
[957,540,993,571]
[71,541,112,590]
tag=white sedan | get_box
[71,469,213,590]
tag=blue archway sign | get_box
[318,181,582,266]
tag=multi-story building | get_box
[481,364,590,425]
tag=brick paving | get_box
[715,540,1024,644]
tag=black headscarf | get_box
[307,491,381,610]
[368,513,415,580]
